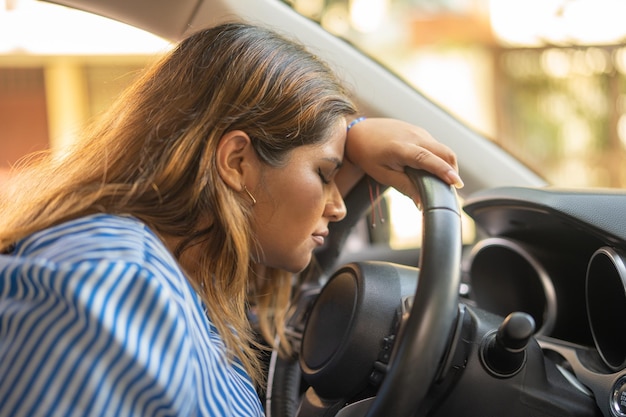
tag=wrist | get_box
[345,116,367,165]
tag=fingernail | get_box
[447,170,464,189]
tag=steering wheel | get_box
[267,168,462,417]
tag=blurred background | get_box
[0,0,171,186]
[3,0,626,191]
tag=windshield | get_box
[286,0,626,189]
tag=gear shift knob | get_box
[481,312,535,377]
[497,311,535,352]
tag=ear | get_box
[216,130,260,191]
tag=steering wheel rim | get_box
[267,168,462,417]
[363,167,462,416]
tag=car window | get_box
[379,189,475,249]
[286,0,626,190]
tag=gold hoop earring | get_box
[242,185,257,205]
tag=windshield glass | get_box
[286,0,626,189]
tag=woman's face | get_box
[251,121,347,273]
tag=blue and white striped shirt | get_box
[0,214,264,416]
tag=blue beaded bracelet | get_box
[347,116,366,132]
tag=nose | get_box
[325,184,347,222]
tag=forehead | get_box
[323,121,347,150]
[283,119,347,161]
[319,118,347,148]
[307,120,346,159]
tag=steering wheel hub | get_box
[300,262,419,399]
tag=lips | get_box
[312,230,329,246]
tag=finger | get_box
[426,141,459,172]
[391,143,464,189]
[402,125,459,171]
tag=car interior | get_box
[7,0,626,416]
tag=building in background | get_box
[0,0,170,187]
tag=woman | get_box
[0,23,461,416]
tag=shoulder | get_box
[0,214,265,416]
[0,259,200,415]
[13,213,166,266]
[0,218,201,415]
[5,213,191,315]
[10,213,186,292]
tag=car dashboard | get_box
[462,186,626,416]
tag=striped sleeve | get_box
[0,256,197,417]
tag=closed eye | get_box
[318,168,330,185]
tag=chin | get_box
[265,248,312,273]
[285,262,309,274]
[283,254,313,274]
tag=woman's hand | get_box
[339,117,463,203]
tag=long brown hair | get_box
[0,22,356,386]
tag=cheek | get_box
[266,179,325,243]
[288,178,325,219]
[255,174,314,226]
[257,163,326,237]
